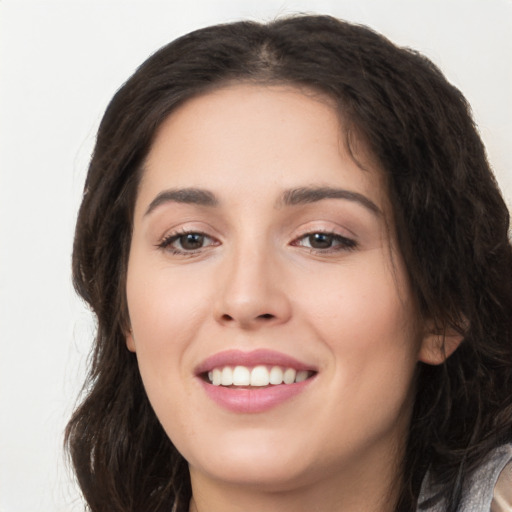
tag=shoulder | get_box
[492,454,512,512]
[417,444,512,512]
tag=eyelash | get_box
[157,230,358,257]
[291,231,358,253]
[157,230,218,256]
[157,230,358,256]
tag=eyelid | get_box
[292,219,357,239]
[154,220,221,246]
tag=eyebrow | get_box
[144,185,381,216]
[280,186,381,215]
[145,188,218,215]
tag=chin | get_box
[184,429,317,490]
[194,459,313,492]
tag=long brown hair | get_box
[66,15,512,511]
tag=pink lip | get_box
[195,349,317,414]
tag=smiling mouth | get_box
[204,365,316,387]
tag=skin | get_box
[125,84,446,512]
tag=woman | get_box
[66,15,512,512]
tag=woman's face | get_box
[126,84,427,493]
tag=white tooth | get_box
[212,368,222,386]
[283,368,296,384]
[221,366,233,386]
[251,365,270,386]
[233,366,251,386]
[208,371,213,382]
[269,366,284,385]
[295,370,309,383]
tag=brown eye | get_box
[178,233,205,250]
[158,231,217,254]
[308,233,334,249]
[293,232,357,252]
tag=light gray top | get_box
[417,444,512,511]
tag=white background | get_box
[0,1,511,511]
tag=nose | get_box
[214,244,292,330]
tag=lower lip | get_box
[199,378,313,413]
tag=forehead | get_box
[139,83,388,212]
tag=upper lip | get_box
[194,349,317,375]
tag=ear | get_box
[125,328,137,353]
[418,323,464,365]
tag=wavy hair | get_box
[66,15,512,512]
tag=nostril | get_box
[221,314,234,322]
[258,313,275,320]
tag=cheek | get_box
[302,255,415,347]
[125,256,213,393]
[127,257,210,337]
[298,253,420,404]
[125,267,206,441]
